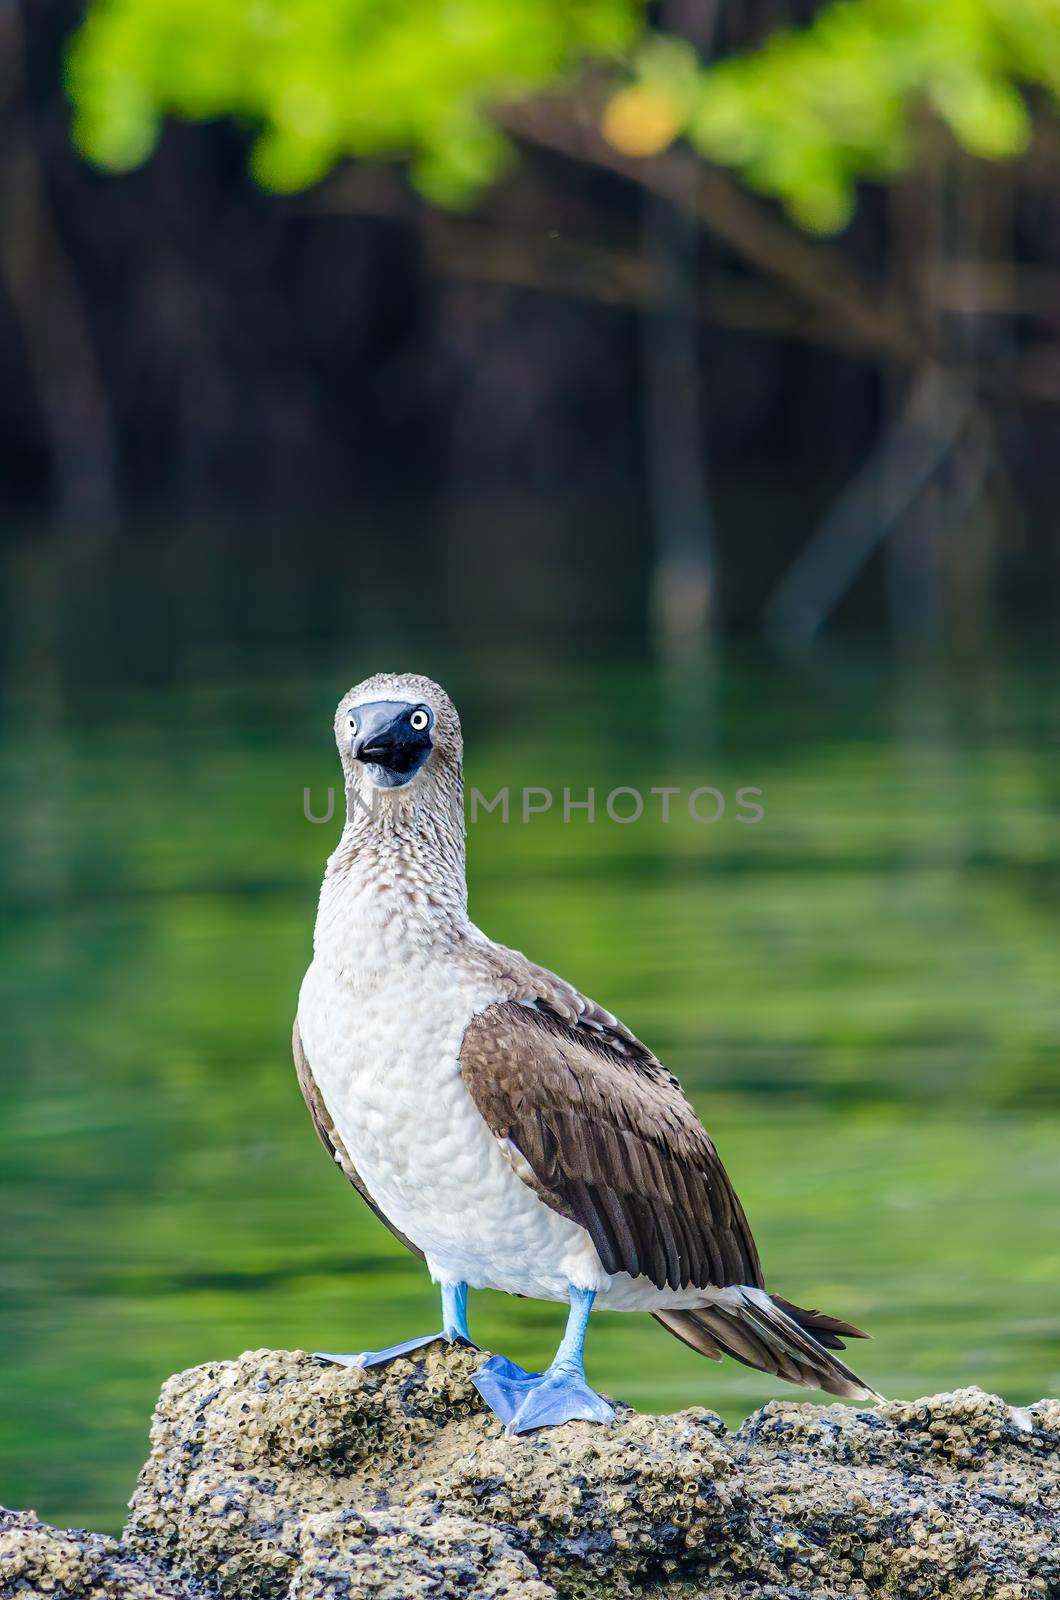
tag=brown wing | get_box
[459,1000,763,1292]
[292,1019,424,1262]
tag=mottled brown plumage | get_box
[459,999,763,1294]
[455,998,874,1399]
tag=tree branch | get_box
[493,97,921,362]
[421,215,849,345]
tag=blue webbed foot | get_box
[474,1354,615,1434]
[315,1332,475,1369]
[471,1354,541,1422]
[315,1282,474,1369]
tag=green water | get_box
[1,651,1057,1532]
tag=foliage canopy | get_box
[68,0,1060,230]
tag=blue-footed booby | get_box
[295,672,879,1432]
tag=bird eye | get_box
[409,708,430,732]
[348,716,357,732]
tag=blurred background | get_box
[1,0,1058,1535]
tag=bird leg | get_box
[472,1287,616,1433]
[314,1281,474,1368]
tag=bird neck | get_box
[313,771,469,971]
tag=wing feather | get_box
[459,998,763,1293]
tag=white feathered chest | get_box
[297,838,703,1309]
[296,876,605,1301]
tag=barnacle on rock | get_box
[0,1507,189,1599]
[3,1347,1057,1599]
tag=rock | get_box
[0,1506,189,1598]
[3,1346,1057,1599]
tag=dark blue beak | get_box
[350,700,433,787]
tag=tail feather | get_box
[654,1286,882,1403]
[771,1295,871,1349]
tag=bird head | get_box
[334,672,462,813]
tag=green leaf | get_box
[64,0,1060,230]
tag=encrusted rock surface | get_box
[3,1346,1057,1598]
[0,1506,189,1598]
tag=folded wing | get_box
[459,998,763,1292]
